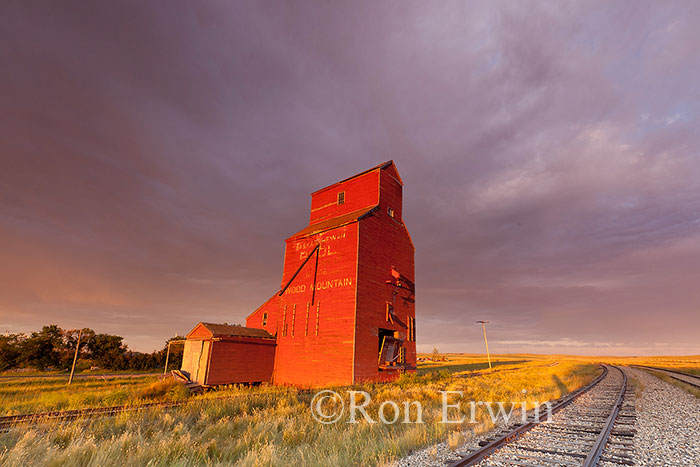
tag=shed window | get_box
[262,312,268,326]
[387,207,395,218]
[337,191,345,205]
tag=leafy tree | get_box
[0,333,23,371]
[0,325,186,372]
[19,325,64,370]
[86,333,128,369]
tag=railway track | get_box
[445,365,636,467]
[0,400,188,431]
[631,365,700,390]
[0,388,308,431]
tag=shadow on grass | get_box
[417,360,528,376]
[552,374,570,397]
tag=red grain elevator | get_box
[248,160,416,386]
[182,161,416,387]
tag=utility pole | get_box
[164,340,172,376]
[68,329,82,385]
[476,320,491,369]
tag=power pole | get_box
[163,340,172,376]
[68,329,82,385]
[476,320,491,369]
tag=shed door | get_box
[198,340,211,384]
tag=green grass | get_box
[0,361,599,466]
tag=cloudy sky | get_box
[1,1,699,355]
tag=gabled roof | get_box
[287,206,376,240]
[187,322,274,339]
[311,160,403,196]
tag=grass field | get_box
[0,356,600,466]
[0,376,188,416]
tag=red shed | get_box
[181,322,275,386]
[181,161,416,387]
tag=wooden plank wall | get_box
[354,169,416,383]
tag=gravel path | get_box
[624,366,700,466]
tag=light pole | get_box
[68,329,82,385]
[476,320,491,369]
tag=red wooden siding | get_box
[266,222,359,386]
[309,167,380,224]
[354,169,416,382]
[205,337,275,385]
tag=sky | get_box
[1,1,699,355]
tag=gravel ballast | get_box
[625,366,700,466]
[394,367,700,466]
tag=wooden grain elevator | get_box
[181,161,416,387]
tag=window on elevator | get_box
[378,328,402,368]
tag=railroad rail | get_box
[445,365,635,467]
[631,364,700,390]
[0,400,186,431]
[0,388,306,431]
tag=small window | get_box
[378,328,401,367]
[337,191,345,205]
[315,302,320,336]
[282,305,287,337]
[387,207,394,218]
[262,312,268,326]
[408,316,416,342]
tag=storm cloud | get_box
[1,1,699,354]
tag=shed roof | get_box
[287,206,376,240]
[187,322,275,340]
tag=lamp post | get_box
[67,329,82,385]
[476,320,491,369]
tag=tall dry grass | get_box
[0,361,598,466]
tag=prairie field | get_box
[0,376,187,416]
[0,357,600,466]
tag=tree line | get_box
[0,325,184,372]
